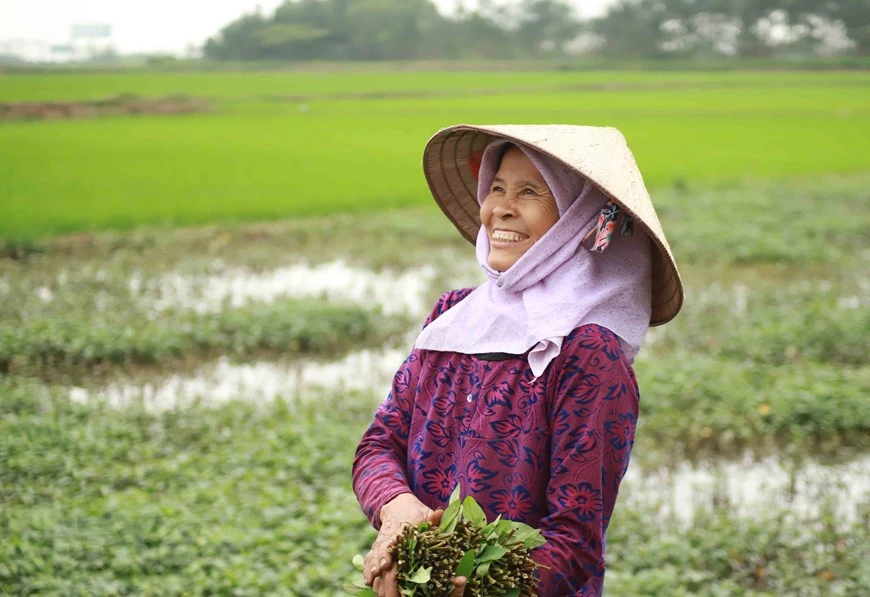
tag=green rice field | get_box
[3,69,868,102]
[1,68,869,242]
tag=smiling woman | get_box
[481,144,560,272]
[352,124,683,596]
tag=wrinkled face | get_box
[480,147,559,272]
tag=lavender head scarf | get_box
[414,140,652,378]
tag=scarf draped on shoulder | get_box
[414,140,652,378]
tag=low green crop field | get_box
[1,68,869,242]
[1,65,869,595]
[2,171,869,593]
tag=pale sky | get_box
[0,0,616,56]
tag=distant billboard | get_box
[70,24,112,39]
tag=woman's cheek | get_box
[480,201,493,228]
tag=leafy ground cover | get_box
[0,379,376,596]
[0,297,397,381]
[1,70,868,242]
[605,502,869,596]
[1,381,867,596]
[635,356,869,462]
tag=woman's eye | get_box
[522,188,536,195]
[492,186,504,193]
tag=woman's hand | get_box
[364,493,440,589]
[365,493,467,596]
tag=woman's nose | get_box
[492,197,518,218]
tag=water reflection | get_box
[70,346,407,411]
[623,454,870,522]
[140,260,439,316]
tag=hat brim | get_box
[422,124,684,326]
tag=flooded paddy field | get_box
[1,175,869,595]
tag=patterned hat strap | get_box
[583,201,634,253]
[586,202,634,253]
[590,202,619,253]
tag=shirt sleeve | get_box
[532,326,640,596]
[352,289,471,528]
[351,350,421,528]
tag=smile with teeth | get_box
[491,230,530,243]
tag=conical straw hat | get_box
[422,124,683,326]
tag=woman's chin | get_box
[489,239,534,271]
[488,253,520,272]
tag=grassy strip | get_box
[635,355,870,462]
[0,205,468,265]
[648,279,869,368]
[1,384,866,596]
[0,298,400,380]
[655,175,869,268]
[2,69,868,103]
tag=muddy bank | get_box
[0,94,210,122]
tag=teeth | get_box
[492,231,528,242]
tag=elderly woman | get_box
[353,125,683,596]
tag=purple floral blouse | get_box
[353,288,640,596]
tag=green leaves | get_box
[407,566,432,584]
[352,554,365,571]
[511,522,547,550]
[350,485,546,596]
[344,580,377,597]
[462,496,487,528]
[438,486,462,533]
[454,550,475,579]
[475,544,509,563]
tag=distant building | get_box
[0,38,52,63]
[0,23,114,64]
[69,23,115,61]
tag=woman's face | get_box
[480,147,559,272]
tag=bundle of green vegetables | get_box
[346,486,546,597]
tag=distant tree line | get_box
[203,0,870,61]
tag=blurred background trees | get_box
[203,0,870,61]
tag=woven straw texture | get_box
[422,124,683,326]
